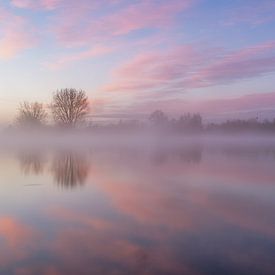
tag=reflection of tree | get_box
[52,152,89,189]
[152,151,168,166]
[178,146,202,163]
[222,146,275,160]
[151,146,202,165]
[18,152,45,175]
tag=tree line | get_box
[14,88,275,133]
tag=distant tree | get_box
[16,102,47,128]
[51,88,89,127]
[190,113,203,130]
[176,113,202,132]
[149,110,168,127]
[206,117,275,133]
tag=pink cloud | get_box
[102,41,275,95]
[9,0,194,67]
[125,92,275,118]
[11,0,122,10]
[103,81,159,93]
[105,0,192,36]
[50,0,193,47]
[11,0,61,10]
[200,92,275,114]
[116,46,199,80]
[10,0,33,8]
[188,41,275,88]
[45,45,113,70]
[103,45,204,92]
[0,7,36,59]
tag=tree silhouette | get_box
[176,113,202,132]
[51,88,89,127]
[149,110,168,128]
[16,102,47,128]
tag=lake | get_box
[0,140,275,274]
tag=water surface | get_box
[0,142,275,275]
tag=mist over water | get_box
[1,0,275,272]
[0,132,275,275]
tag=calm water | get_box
[0,142,275,275]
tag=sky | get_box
[0,0,275,123]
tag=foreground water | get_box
[0,141,275,275]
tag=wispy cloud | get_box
[0,7,37,59]
[45,45,113,69]
[10,0,61,10]
[123,92,275,118]
[9,0,193,68]
[102,41,275,95]
[103,45,205,93]
[50,0,193,47]
[188,41,275,88]
[224,0,275,26]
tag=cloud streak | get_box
[0,7,37,59]
[102,41,275,95]
[11,0,61,10]
[45,45,113,69]
[224,0,275,26]
[124,92,275,118]
[50,0,192,47]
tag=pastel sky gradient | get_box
[0,0,275,123]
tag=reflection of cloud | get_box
[178,146,203,163]
[14,265,61,275]
[151,146,203,165]
[46,207,195,275]
[1,146,275,274]
[0,217,38,268]
[85,146,275,232]
[52,152,89,189]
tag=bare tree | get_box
[16,102,47,128]
[149,110,168,127]
[51,88,90,126]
